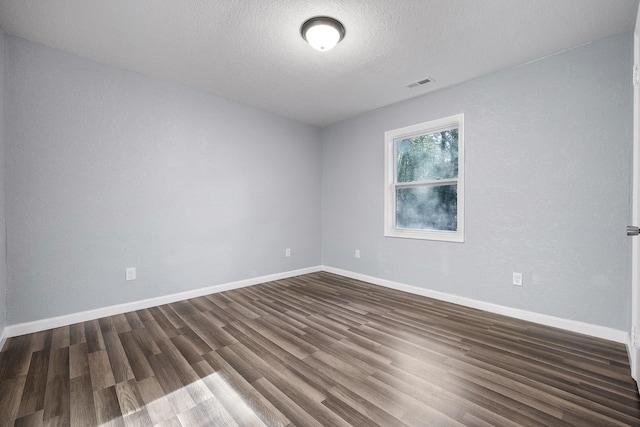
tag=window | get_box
[384,114,464,242]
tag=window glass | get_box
[396,185,458,231]
[396,129,458,183]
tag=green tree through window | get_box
[396,129,458,231]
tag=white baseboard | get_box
[3,264,629,346]
[0,328,7,351]
[322,266,629,345]
[4,266,322,339]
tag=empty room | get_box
[2,1,640,426]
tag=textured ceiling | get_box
[0,0,638,127]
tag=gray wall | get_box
[322,32,633,330]
[2,31,634,332]
[0,31,6,338]
[5,36,322,324]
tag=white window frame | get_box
[384,114,464,242]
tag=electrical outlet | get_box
[355,249,361,258]
[285,248,291,257]
[126,267,137,281]
[512,272,522,286]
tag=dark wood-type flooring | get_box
[1,272,639,426]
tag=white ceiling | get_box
[0,0,637,127]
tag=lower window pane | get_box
[396,185,457,231]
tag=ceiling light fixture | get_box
[300,16,345,51]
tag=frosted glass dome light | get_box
[301,17,345,51]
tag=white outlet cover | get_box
[513,272,522,286]
[126,267,137,281]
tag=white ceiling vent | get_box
[405,77,432,89]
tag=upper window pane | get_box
[396,128,459,183]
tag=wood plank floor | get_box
[1,272,639,426]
